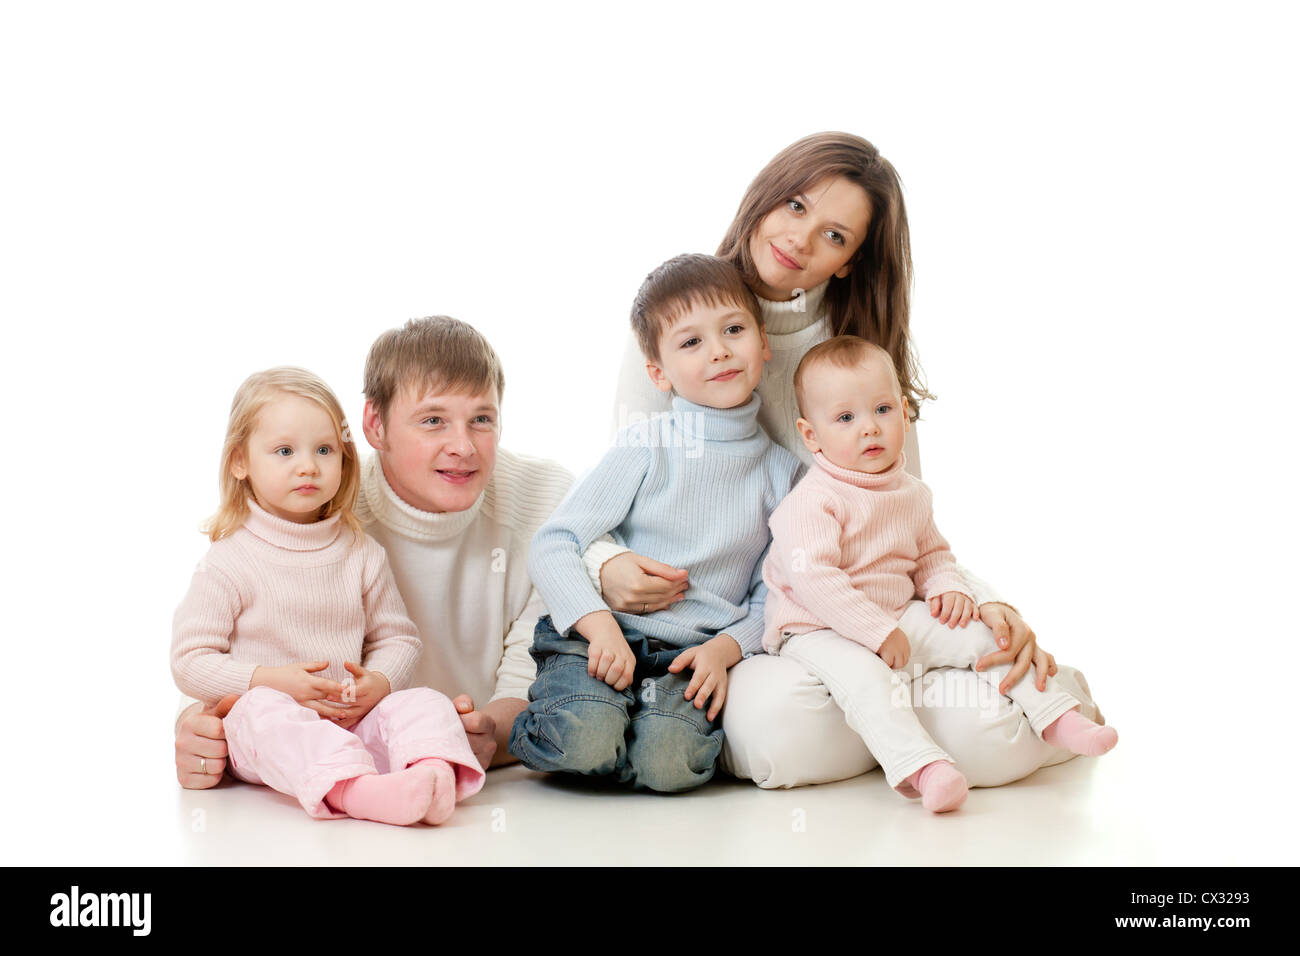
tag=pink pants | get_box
[224,685,486,819]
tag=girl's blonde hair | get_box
[716,131,934,420]
[204,367,363,543]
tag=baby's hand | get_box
[877,629,910,669]
[250,661,345,705]
[329,662,391,730]
[929,591,976,628]
[586,629,637,692]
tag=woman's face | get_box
[746,176,872,301]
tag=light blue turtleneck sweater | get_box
[529,393,803,655]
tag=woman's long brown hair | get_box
[717,131,933,419]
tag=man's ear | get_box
[796,417,821,455]
[361,399,388,452]
[645,361,674,394]
[230,446,248,481]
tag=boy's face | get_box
[645,300,771,409]
[796,355,908,474]
[362,383,500,514]
[233,392,344,524]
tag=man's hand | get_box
[929,591,976,628]
[877,628,911,669]
[598,551,689,615]
[666,634,741,721]
[974,603,1059,694]
[453,695,498,770]
[174,693,240,790]
[249,661,345,705]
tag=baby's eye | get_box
[787,199,805,214]
[837,412,854,423]
[825,230,845,246]
[275,446,293,457]
[680,337,701,349]
[875,404,892,415]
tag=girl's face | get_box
[746,176,872,301]
[233,393,345,523]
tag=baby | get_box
[763,336,1117,812]
[510,254,803,792]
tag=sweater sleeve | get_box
[170,557,259,703]
[911,485,975,601]
[770,490,901,653]
[723,541,772,657]
[528,438,651,637]
[491,585,543,703]
[359,541,422,692]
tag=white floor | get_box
[80,742,1284,867]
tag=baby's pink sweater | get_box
[171,499,422,703]
[762,452,974,654]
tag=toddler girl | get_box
[171,367,484,825]
[763,337,1117,812]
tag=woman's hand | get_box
[598,552,689,615]
[174,694,240,789]
[974,603,1059,694]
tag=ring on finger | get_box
[199,757,207,775]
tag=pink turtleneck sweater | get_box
[762,452,974,655]
[171,499,422,703]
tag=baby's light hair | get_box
[205,367,363,543]
[794,335,903,418]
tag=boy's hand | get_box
[330,662,391,730]
[877,628,910,669]
[587,630,636,691]
[250,661,345,705]
[929,591,976,628]
[667,634,741,721]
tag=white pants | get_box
[720,605,1102,789]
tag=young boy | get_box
[763,335,1118,812]
[509,254,803,792]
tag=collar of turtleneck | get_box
[242,497,344,551]
[757,279,831,336]
[671,393,763,444]
[813,450,907,490]
[360,454,483,542]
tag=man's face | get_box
[363,383,500,514]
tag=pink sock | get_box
[410,758,458,826]
[904,760,968,813]
[1041,709,1118,757]
[324,764,438,826]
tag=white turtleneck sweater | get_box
[600,279,1006,609]
[355,449,575,706]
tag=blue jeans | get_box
[508,616,724,793]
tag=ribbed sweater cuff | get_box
[726,615,766,657]
[583,538,631,593]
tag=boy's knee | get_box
[510,696,629,776]
[626,711,721,793]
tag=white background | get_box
[2,0,1297,864]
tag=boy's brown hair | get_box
[630,254,764,365]
[793,335,902,417]
[363,316,506,423]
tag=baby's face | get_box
[235,392,345,523]
[647,299,770,409]
[797,355,908,474]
